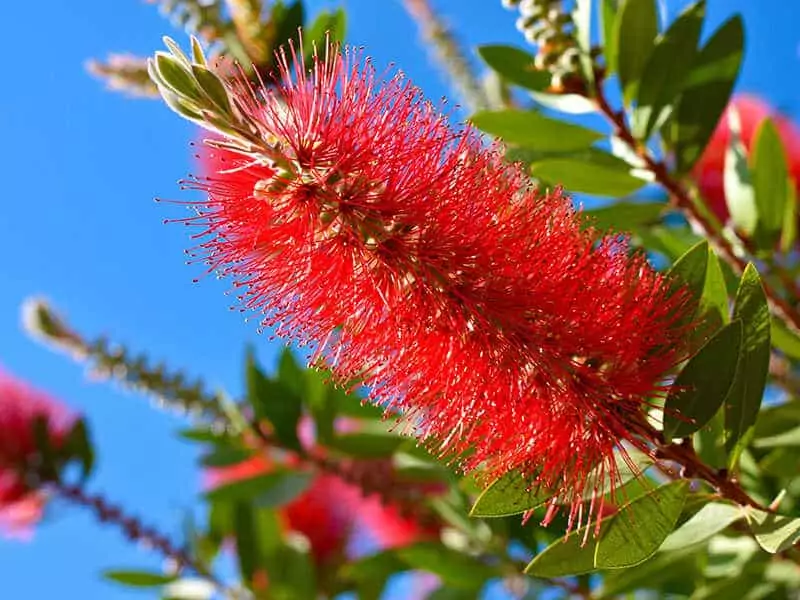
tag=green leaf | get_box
[469,470,548,518]
[476,45,551,91]
[599,544,701,598]
[725,264,771,461]
[771,319,800,360]
[701,249,730,328]
[200,446,253,467]
[270,0,305,57]
[749,511,800,553]
[752,119,790,247]
[528,90,598,114]
[671,15,744,172]
[753,425,800,448]
[246,347,302,451]
[191,64,231,115]
[600,0,620,75]
[303,8,347,59]
[525,482,688,577]
[470,109,603,152]
[103,570,177,587]
[205,471,313,506]
[780,181,798,252]
[660,502,743,551]
[154,53,203,101]
[233,502,259,583]
[530,151,647,197]
[327,433,405,457]
[632,1,705,140]
[614,0,659,104]
[396,543,497,589]
[584,201,664,232]
[724,107,758,235]
[63,418,95,482]
[663,320,742,439]
[667,240,709,305]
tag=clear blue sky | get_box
[0,1,797,598]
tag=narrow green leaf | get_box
[190,36,207,66]
[162,36,191,66]
[753,425,800,448]
[724,107,758,235]
[614,0,659,104]
[327,433,405,457]
[671,15,744,172]
[752,119,789,247]
[530,151,647,197]
[246,347,302,451]
[205,471,312,506]
[725,264,771,460]
[525,482,688,577]
[780,181,798,252]
[663,320,742,439]
[155,53,203,101]
[103,570,177,587]
[660,502,743,551]
[583,201,664,233]
[601,0,620,75]
[749,511,800,553]
[701,249,730,327]
[303,8,347,59]
[476,45,551,91]
[528,90,598,114]
[396,543,497,589]
[191,64,231,115]
[470,109,603,152]
[469,470,547,518]
[771,319,800,360]
[633,1,706,140]
[233,502,259,583]
[667,240,709,305]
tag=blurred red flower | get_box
[184,43,693,531]
[692,94,800,223]
[0,369,75,539]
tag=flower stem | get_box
[592,83,800,335]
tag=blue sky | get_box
[0,0,798,598]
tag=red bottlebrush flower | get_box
[0,368,74,538]
[692,94,800,223]
[183,43,693,531]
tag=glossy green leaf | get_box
[470,470,547,518]
[205,471,313,506]
[476,45,550,91]
[749,511,800,553]
[725,265,771,460]
[246,347,302,451]
[671,15,744,172]
[327,433,405,457]
[190,64,230,115]
[584,201,664,232]
[752,119,789,247]
[154,53,202,101]
[600,0,620,75]
[633,1,705,140]
[598,544,701,598]
[724,107,758,235]
[668,240,709,306]
[269,0,305,65]
[530,151,647,197]
[702,249,730,327]
[525,482,688,577]
[663,320,742,439]
[103,570,177,587]
[303,8,347,59]
[660,502,743,551]
[614,0,659,104]
[470,109,603,152]
[397,543,497,589]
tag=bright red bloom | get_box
[184,44,693,530]
[0,368,74,538]
[692,94,800,223]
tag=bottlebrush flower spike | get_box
[159,39,694,532]
[0,369,75,538]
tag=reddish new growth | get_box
[181,43,693,531]
[0,369,74,538]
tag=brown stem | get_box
[53,482,223,587]
[592,85,800,335]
